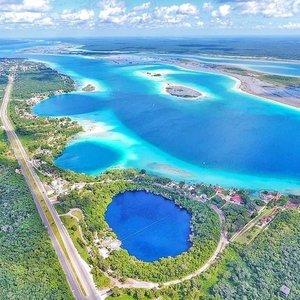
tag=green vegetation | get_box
[236,225,261,244]
[4,58,299,299]
[210,210,300,299]
[222,204,251,238]
[222,66,248,76]
[12,63,74,98]
[0,73,7,97]
[61,215,90,262]
[0,125,73,299]
[57,170,221,283]
[8,60,85,182]
[109,210,300,300]
[108,294,135,300]
[259,74,300,87]
[60,214,112,288]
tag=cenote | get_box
[105,191,192,262]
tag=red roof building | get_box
[231,194,242,204]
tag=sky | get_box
[0,0,300,37]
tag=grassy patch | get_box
[222,66,248,76]
[108,295,135,300]
[61,215,90,262]
[71,209,84,221]
[259,74,300,86]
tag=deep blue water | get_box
[105,191,192,261]
[55,141,120,174]
[35,93,108,116]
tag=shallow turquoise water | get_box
[2,40,300,192]
[105,191,192,261]
[30,54,300,193]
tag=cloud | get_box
[61,9,95,25]
[38,16,53,26]
[97,1,198,27]
[152,3,198,25]
[239,0,300,18]
[212,17,232,28]
[212,4,231,17]
[203,2,213,10]
[2,0,298,32]
[197,20,205,27]
[0,11,43,23]
[0,0,52,27]
[132,2,151,12]
[279,21,300,29]
[0,0,51,12]
[98,0,126,24]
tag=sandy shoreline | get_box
[100,53,300,109]
[161,58,300,110]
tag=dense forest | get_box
[108,210,300,300]
[209,210,300,299]
[0,129,73,299]
[12,62,75,98]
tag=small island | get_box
[146,72,162,77]
[166,85,202,99]
[82,84,96,92]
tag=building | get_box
[280,285,291,298]
[231,194,242,205]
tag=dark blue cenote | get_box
[105,191,192,262]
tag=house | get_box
[280,285,290,298]
[188,186,195,192]
[260,191,281,202]
[200,194,208,201]
[231,194,242,204]
[260,216,272,226]
[183,183,189,189]
[214,186,223,194]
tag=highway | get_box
[1,76,101,300]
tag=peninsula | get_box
[170,58,300,108]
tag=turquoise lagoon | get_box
[27,53,300,193]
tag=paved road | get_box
[230,206,266,242]
[1,76,101,300]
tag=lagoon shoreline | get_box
[28,57,300,194]
[105,54,300,110]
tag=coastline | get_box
[217,68,300,110]
[164,58,300,110]
[103,53,300,110]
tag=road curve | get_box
[101,203,229,298]
[1,76,101,300]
